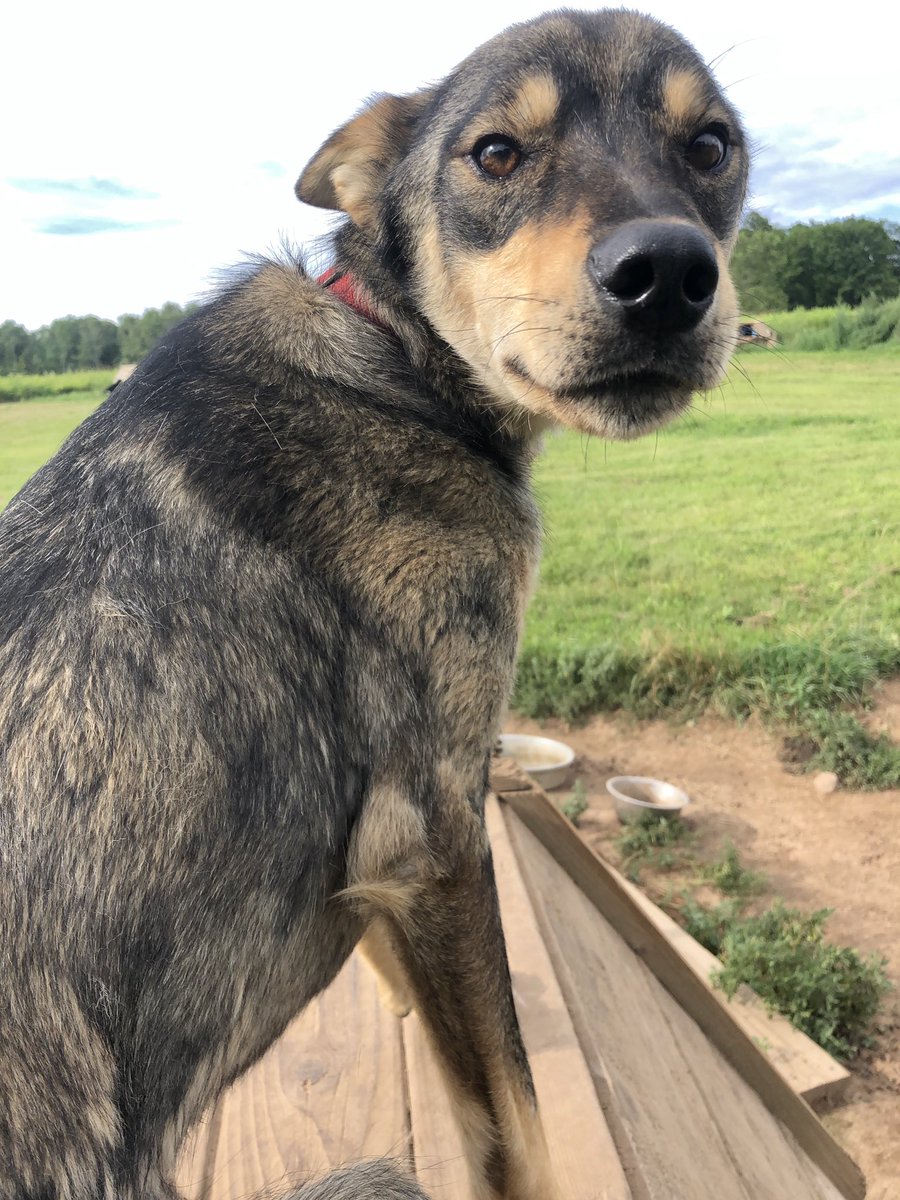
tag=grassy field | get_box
[0,392,108,507]
[3,353,899,785]
[756,299,900,350]
[0,369,114,403]
[525,348,899,658]
[516,347,900,785]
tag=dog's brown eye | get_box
[686,128,728,171]
[472,135,523,179]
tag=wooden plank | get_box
[485,796,632,1200]
[500,785,866,1200]
[507,808,853,1200]
[615,869,851,1105]
[403,797,631,1200]
[404,1013,477,1200]
[201,952,411,1200]
[494,762,850,1105]
[490,757,535,794]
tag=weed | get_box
[0,370,112,403]
[748,298,900,351]
[650,836,889,1060]
[806,709,900,790]
[560,779,588,826]
[679,897,743,955]
[714,903,891,1061]
[615,811,691,880]
[700,843,766,900]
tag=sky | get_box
[3,0,899,330]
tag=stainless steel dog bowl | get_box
[606,775,690,824]
[497,733,575,790]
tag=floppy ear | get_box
[296,91,431,225]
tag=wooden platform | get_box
[176,771,865,1200]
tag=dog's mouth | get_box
[505,358,698,439]
[560,368,689,399]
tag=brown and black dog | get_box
[0,10,748,1200]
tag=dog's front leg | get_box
[386,811,560,1200]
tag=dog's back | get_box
[0,268,536,1198]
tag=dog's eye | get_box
[686,128,728,171]
[472,135,523,179]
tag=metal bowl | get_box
[606,775,690,824]
[497,733,575,791]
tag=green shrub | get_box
[700,843,766,899]
[745,299,900,351]
[714,903,891,1061]
[559,779,588,825]
[679,897,743,955]
[615,811,691,879]
[806,710,900,790]
[0,370,113,403]
[513,634,900,790]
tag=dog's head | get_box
[298,9,748,439]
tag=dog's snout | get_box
[588,221,719,334]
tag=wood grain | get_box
[502,788,865,1200]
[404,1012,477,1200]
[486,796,632,1200]
[494,761,850,1106]
[175,1105,221,1200]
[199,952,411,1200]
[614,867,851,1105]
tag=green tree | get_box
[118,302,192,362]
[731,215,789,311]
[76,316,120,369]
[0,321,34,373]
[732,212,900,313]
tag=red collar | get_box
[317,268,389,331]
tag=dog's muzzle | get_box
[588,220,719,336]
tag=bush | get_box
[680,897,743,954]
[700,843,766,899]
[559,779,589,825]
[0,370,113,403]
[744,299,900,351]
[615,811,691,879]
[806,710,900,790]
[714,903,891,1061]
[513,634,900,791]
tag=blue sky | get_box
[3,0,899,329]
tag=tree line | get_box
[731,213,900,313]
[2,214,899,374]
[0,302,196,376]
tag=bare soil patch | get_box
[507,704,900,1198]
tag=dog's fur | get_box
[0,10,747,1200]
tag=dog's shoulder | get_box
[0,257,538,631]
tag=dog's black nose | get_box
[588,221,719,334]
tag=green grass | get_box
[515,349,900,786]
[614,811,692,880]
[700,843,767,900]
[0,392,106,507]
[714,904,890,1061]
[3,355,899,785]
[0,369,114,403]
[752,298,900,350]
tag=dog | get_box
[0,10,747,1200]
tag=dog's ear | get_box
[296,92,431,225]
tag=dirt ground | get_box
[508,680,900,1199]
